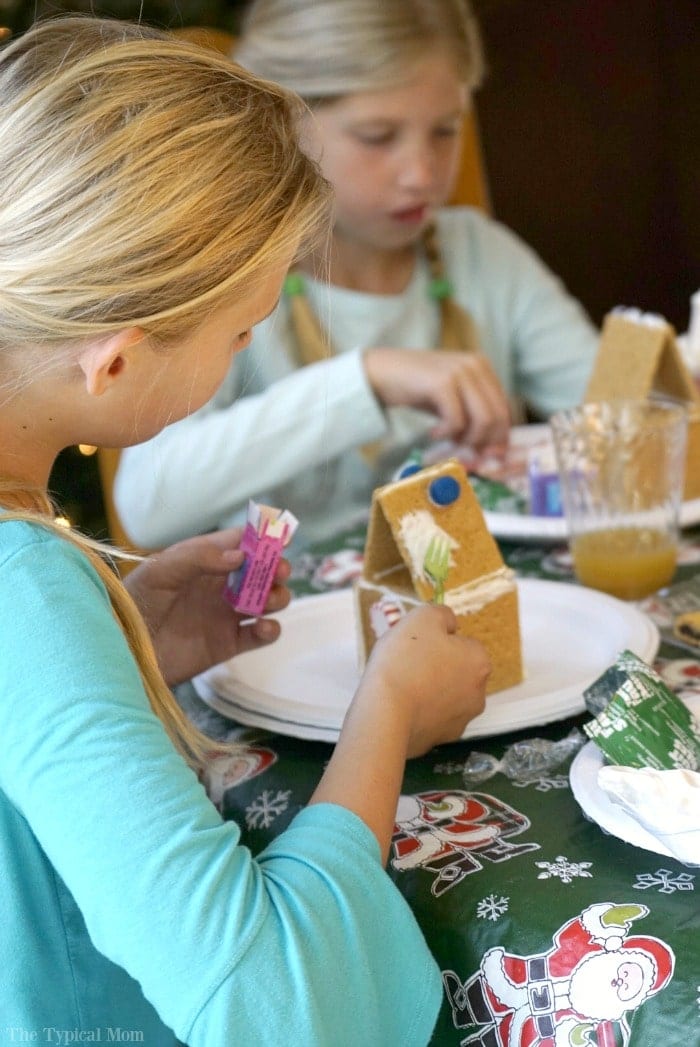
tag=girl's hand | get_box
[310,603,490,861]
[124,529,291,686]
[363,347,511,449]
[353,603,491,757]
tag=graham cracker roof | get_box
[362,459,505,603]
[585,309,700,407]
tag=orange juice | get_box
[571,527,677,600]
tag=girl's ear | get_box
[77,328,146,396]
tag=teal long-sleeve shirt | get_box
[0,520,441,1045]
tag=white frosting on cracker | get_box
[611,306,667,329]
[395,508,515,610]
[445,566,516,614]
[397,509,459,582]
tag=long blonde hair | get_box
[236,0,485,366]
[0,16,331,768]
[236,0,485,99]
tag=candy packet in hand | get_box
[224,500,298,617]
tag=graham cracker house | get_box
[584,308,700,500]
[354,459,523,695]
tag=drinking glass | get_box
[550,399,688,600]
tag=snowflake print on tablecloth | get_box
[634,868,695,894]
[476,893,509,922]
[536,855,593,883]
[245,788,292,830]
[513,774,570,792]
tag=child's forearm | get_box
[308,606,490,862]
[308,685,411,865]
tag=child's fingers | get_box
[263,581,292,613]
[237,616,282,653]
[274,557,292,582]
[428,602,457,634]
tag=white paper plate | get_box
[485,498,700,544]
[569,695,700,859]
[449,424,700,544]
[194,580,659,742]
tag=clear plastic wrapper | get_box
[461,728,586,784]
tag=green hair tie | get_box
[428,276,453,300]
[283,272,306,296]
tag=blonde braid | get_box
[282,230,486,465]
[283,225,522,430]
[425,223,522,420]
[0,485,214,772]
[283,272,332,366]
[283,223,482,363]
[421,223,481,352]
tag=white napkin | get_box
[598,765,700,865]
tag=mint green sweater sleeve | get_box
[0,522,441,1045]
[114,346,387,549]
[114,207,597,551]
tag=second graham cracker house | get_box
[355,459,523,695]
[584,309,700,500]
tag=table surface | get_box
[179,524,700,1047]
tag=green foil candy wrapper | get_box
[583,649,700,771]
[467,474,527,515]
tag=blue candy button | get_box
[428,476,460,506]
[398,463,422,480]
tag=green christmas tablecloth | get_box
[178,525,700,1047]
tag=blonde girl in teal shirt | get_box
[0,16,490,1044]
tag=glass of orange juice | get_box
[550,399,688,600]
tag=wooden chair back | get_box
[449,108,491,212]
[96,448,146,574]
[170,25,236,54]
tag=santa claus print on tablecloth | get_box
[204,743,277,809]
[391,790,539,896]
[443,901,674,1046]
